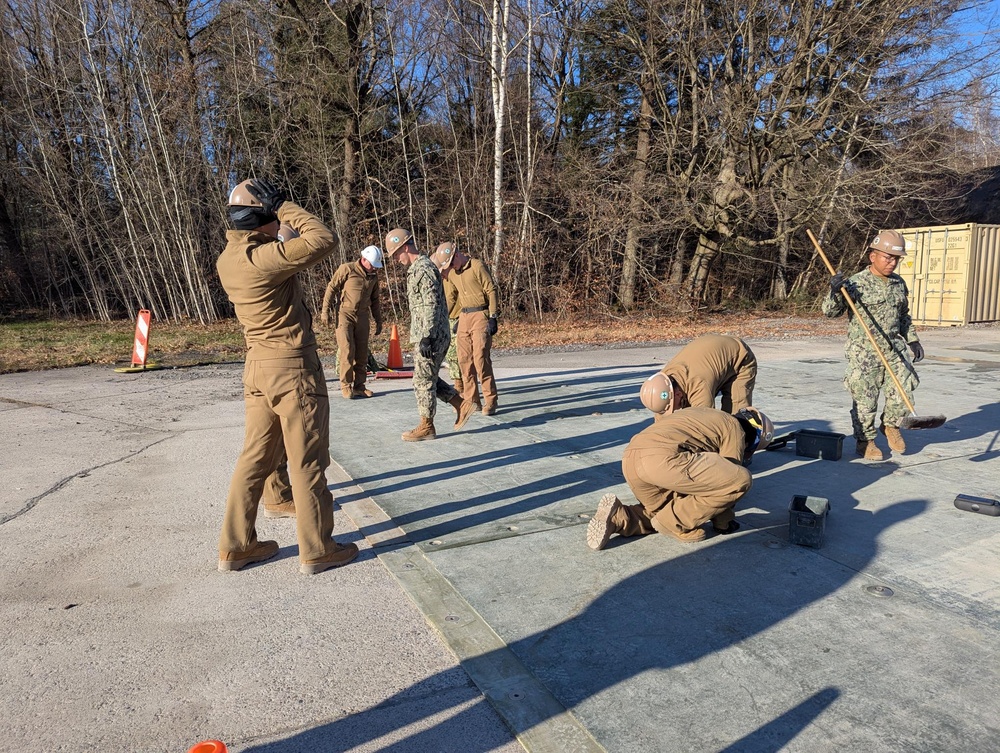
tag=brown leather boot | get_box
[263,501,296,519]
[880,425,906,452]
[353,387,374,398]
[448,394,475,430]
[218,540,279,572]
[856,439,884,461]
[402,417,436,441]
[482,400,497,416]
[300,542,360,574]
[341,385,355,399]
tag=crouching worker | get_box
[587,399,773,550]
[657,333,757,415]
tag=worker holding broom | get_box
[822,230,924,461]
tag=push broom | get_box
[807,228,946,430]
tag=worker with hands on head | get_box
[384,228,475,441]
[320,245,384,399]
[430,242,500,415]
[216,177,358,575]
[655,333,757,417]
[822,230,923,461]
[586,403,774,551]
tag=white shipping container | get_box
[894,223,1000,326]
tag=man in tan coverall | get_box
[586,406,773,549]
[657,333,757,414]
[320,245,384,399]
[217,178,358,574]
[431,243,500,415]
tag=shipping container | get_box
[894,223,1000,326]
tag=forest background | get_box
[3,0,1000,328]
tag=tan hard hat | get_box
[639,372,675,414]
[384,228,413,255]
[430,242,456,271]
[869,230,906,257]
[228,179,263,207]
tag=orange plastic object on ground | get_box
[188,741,227,753]
[387,324,405,369]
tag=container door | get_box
[898,225,972,326]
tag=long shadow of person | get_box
[240,494,925,752]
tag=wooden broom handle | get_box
[806,229,917,415]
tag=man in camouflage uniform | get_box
[320,245,384,399]
[822,230,925,461]
[384,228,475,441]
[655,333,756,416]
[431,242,500,415]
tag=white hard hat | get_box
[361,245,383,268]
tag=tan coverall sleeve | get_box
[248,202,336,279]
[321,264,350,322]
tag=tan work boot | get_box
[218,539,279,572]
[353,387,374,398]
[454,377,464,394]
[880,424,906,453]
[449,394,475,431]
[263,501,296,519]
[300,542,359,575]
[482,400,497,416]
[402,417,436,441]
[587,493,624,550]
[856,439,884,461]
[341,385,355,400]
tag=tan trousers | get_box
[220,353,336,561]
[262,455,292,505]
[720,350,757,413]
[457,310,497,405]
[336,314,371,392]
[619,448,752,536]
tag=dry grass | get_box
[0,311,845,374]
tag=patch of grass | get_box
[0,311,844,374]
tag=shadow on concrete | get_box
[901,401,1000,459]
[718,687,841,753]
[243,496,923,752]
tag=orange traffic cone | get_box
[387,324,404,369]
[188,742,227,753]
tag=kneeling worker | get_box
[657,333,757,415]
[587,387,773,550]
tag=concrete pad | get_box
[1,325,998,752]
[335,327,1000,751]
[0,366,523,753]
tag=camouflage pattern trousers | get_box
[446,317,461,380]
[413,335,459,419]
[845,344,919,440]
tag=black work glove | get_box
[486,315,498,336]
[830,271,847,295]
[246,178,288,215]
[451,319,459,334]
[419,337,434,359]
[909,341,924,363]
[374,322,383,337]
